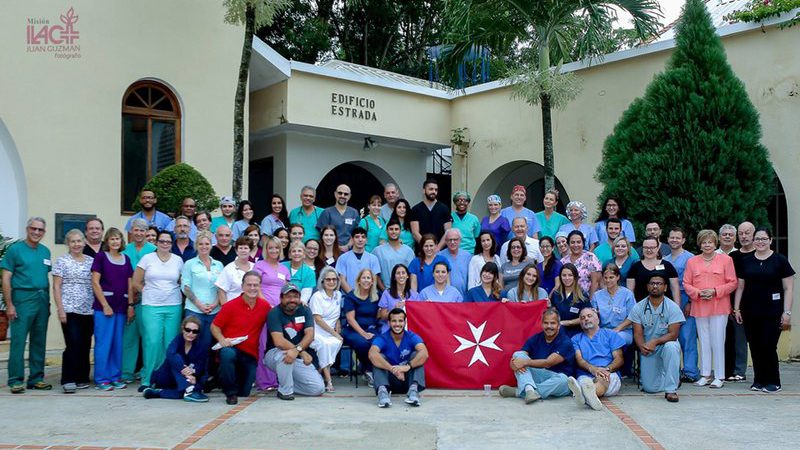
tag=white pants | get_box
[577,373,621,397]
[695,314,727,379]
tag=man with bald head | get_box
[316,184,360,252]
[568,307,625,410]
[725,221,755,382]
[380,183,400,222]
[498,217,543,265]
[437,228,471,294]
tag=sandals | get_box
[325,380,335,393]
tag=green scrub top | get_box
[535,210,570,240]
[289,206,324,242]
[0,241,51,290]
[451,212,481,254]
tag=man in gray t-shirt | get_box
[316,184,360,252]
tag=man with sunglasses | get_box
[628,272,685,403]
[1,217,52,393]
[317,184,360,252]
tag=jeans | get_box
[263,347,325,396]
[60,312,93,385]
[372,352,427,395]
[679,293,699,379]
[218,347,257,397]
[511,351,570,399]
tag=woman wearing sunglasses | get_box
[142,316,209,402]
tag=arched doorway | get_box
[0,119,26,239]
[473,160,569,214]
[767,171,789,257]
[316,162,396,212]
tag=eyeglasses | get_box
[336,191,350,196]
[183,328,199,334]
[754,237,770,242]
[28,227,45,232]
[642,246,658,251]
[157,239,173,245]
[324,278,338,282]
[648,281,665,286]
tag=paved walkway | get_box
[1,345,799,449]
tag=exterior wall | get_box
[250,81,288,133]
[451,26,800,356]
[285,71,451,146]
[0,119,26,239]
[0,0,243,345]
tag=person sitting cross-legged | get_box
[263,283,325,400]
[368,308,428,408]
[499,307,575,404]
[143,316,209,402]
[568,307,625,411]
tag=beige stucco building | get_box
[1,1,798,356]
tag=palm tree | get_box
[224,0,289,201]
[443,0,662,190]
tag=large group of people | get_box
[0,178,794,408]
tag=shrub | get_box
[133,163,218,215]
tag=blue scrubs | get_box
[551,290,592,337]
[437,249,472,295]
[571,328,626,378]
[664,250,698,379]
[500,206,541,239]
[419,285,463,303]
[336,250,381,292]
[408,255,449,292]
[594,219,637,244]
[464,286,500,302]
[591,287,636,344]
[628,298,685,393]
[372,243,414,288]
[558,222,599,250]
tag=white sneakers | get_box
[567,377,585,407]
[695,376,724,388]
[567,376,603,411]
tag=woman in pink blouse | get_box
[253,236,289,307]
[683,229,738,389]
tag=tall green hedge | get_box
[133,163,218,215]
[595,0,774,243]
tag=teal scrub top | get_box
[451,212,481,254]
[289,206,324,242]
[0,241,51,290]
[359,215,386,253]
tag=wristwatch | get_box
[295,345,303,353]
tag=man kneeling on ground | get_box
[569,307,625,410]
[368,308,428,408]
[629,272,685,403]
[264,283,325,400]
[499,307,575,404]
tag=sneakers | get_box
[277,391,295,401]
[523,388,541,404]
[62,383,77,394]
[226,395,238,405]
[365,371,375,388]
[694,377,711,387]
[498,385,517,398]
[112,381,127,389]
[680,375,698,383]
[726,374,746,382]
[29,381,52,390]
[405,388,421,407]
[75,382,90,390]
[580,378,603,411]
[750,383,764,392]
[567,377,584,407]
[377,387,392,408]
[142,387,162,399]
[95,382,114,391]
[762,384,782,393]
[137,384,149,393]
[184,391,210,403]
[709,379,724,389]
[9,384,25,394]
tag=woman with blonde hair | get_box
[308,267,344,392]
[341,268,380,386]
[253,235,289,307]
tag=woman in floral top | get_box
[560,230,601,296]
[52,229,95,393]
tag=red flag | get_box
[406,301,547,389]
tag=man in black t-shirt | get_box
[263,284,325,400]
[410,178,452,248]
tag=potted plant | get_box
[0,232,17,341]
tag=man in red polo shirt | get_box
[211,270,270,405]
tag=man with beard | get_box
[499,308,575,404]
[368,308,428,408]
[317,184,360,252]
[211,196,237,232]
[628,272,685,403]
[410,178,452,248]
[83,217,104,257]
[125,189,171,235]
[166,197,199,241]
[264,283,325,400]
[568,307,625,410]
[211,270,271,405]
[171,216,196,262]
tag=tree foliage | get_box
[595,0,775,242]
[725,0,800,29]
[136,163,218,215]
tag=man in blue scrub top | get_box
[629,272,685,403]
[500,185,540,240]
[437,228,471,295]
[337,227,383,293]
[372,220,414,288]
[499,308,575,404]
[569,307,625,411]
[369,308,428,408]
[663,227,698,383]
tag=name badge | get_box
[569,307,579,314]
[612,307,622,314]
[43,259,51,266]
[277,273,286,280]
[344,218,354,225]
[326,257,335,265]
[772,293,781,301]
[295,316,306,324]
[655,264,665,271]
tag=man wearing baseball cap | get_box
[263,283,325,400]
[211,196,237,232]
